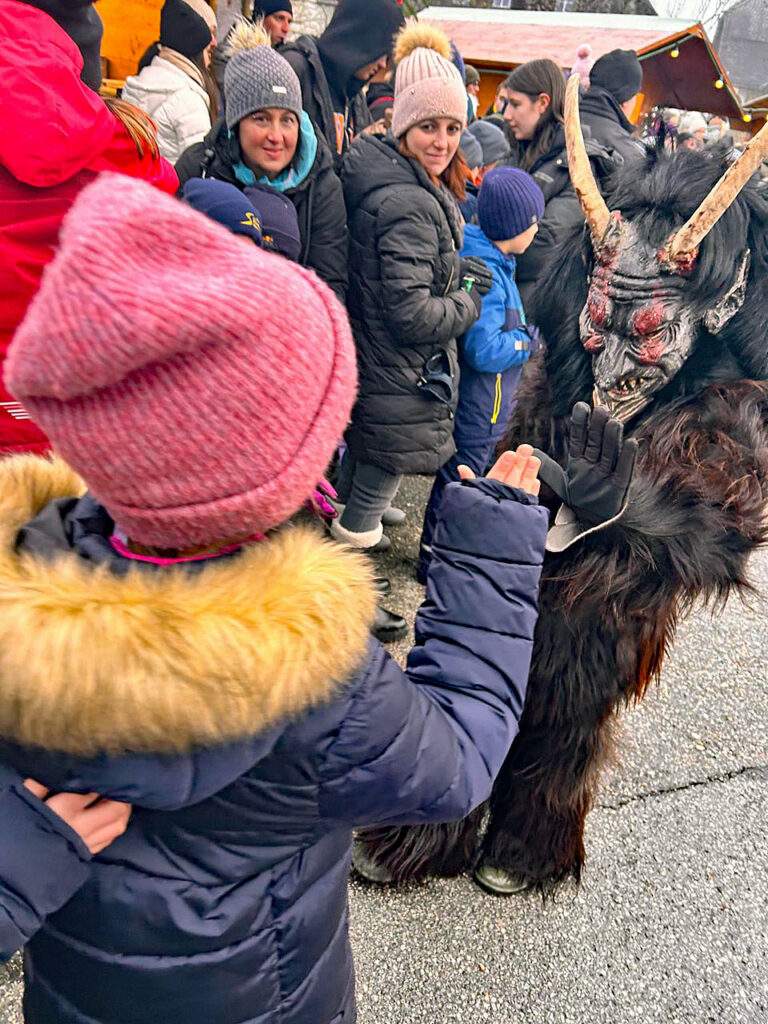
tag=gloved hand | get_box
[533,403,638,526]
[304,477,339,520]
[459,256,493,297]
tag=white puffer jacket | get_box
[122,53,211,164]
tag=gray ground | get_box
[2,476,766,1023]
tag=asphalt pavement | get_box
[2,475,766,1024]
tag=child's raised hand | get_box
[458,444,541,497]
[24,780,132,856]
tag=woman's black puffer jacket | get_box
[176,118,348,302]
[342,134,478,476]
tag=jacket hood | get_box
[0,457,377,756]
[0,1,114,186]
[122,56,207,111]
[462,223,513,272]
[317,0,403,90]
[580,85,634,134]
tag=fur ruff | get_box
[225,16,272,56]
[0,457,377,756]
[393,22,453,65]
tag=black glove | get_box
[459,256,493,297]
[533,403,638,526]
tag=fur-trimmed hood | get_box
[0,457,377,756]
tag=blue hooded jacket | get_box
[0,456,547,1024]
[456,224,535,448]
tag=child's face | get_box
[505,222,539,255]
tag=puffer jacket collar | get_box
[343,133,464,249]
[0,456,376,757]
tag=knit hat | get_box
[160,0,211,57]
[184,0,217,34]
[182,178,264,245]
[243,184,302,261]
[464,64,480,87]
[22,0,103,91]
[477,167,545,243]
[589,48,642,105]
[224,18,303,130]
[253,0,293,15]
[5,175,357,551]
[392,23,468,139]
[467,119,510,166]
[569,43,594,87]
[459,130,482,171]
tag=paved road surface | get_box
[2,476,766,1023]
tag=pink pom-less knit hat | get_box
[5,174,357,551]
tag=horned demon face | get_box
[564,74,765,423]
[578,216,750,421]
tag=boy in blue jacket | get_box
[419,167,546,583]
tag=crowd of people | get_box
[0,0,749,1021]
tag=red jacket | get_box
[0,1,178,454]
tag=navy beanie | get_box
[243,184,302,262]
[460,130,483,171]
[477,167,545,242]
[589,49,642,105]
[467,119,511,166]
[160,0,211,58]
[253,0,293,15]
[182,179,263,246]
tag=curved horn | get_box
[565,73,610,243]
[667,118,768,262]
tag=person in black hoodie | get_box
[282,0,404,169]
[579,48,646,168]
[176,21,348,302]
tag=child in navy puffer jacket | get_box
[419,167,546,583]
[0,173,548,1024]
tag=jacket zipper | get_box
[491,373,502,425]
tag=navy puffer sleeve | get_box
[318,478,548,825]
[0,764,92,959]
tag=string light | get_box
[743,113,752,122]
[714,79,724,89]
[670,47,680,58]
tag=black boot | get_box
[371,606,407,643]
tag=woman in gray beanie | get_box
[176,20,348,302]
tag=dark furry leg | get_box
[356,804,486,883]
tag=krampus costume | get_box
[356,77,768,893]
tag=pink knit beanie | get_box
[391,23,467,140]
[5,174,357,550]
[570,44,594,88]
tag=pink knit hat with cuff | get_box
[5,174,357,551]
[391,23,467,140]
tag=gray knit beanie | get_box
[224,19,303,130]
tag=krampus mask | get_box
[565,75,767,421]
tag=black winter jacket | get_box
[175,118,348,302]
[342,134,479,476]
[579,86,646,169]
[282,35,371,171]
[509,123,614,305]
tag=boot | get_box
[328,497,406,528]
[473,862,530,896]
[371,606,407,643]
[329,518,391,552]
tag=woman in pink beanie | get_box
[0,171,549,1022]
[337,23,494,572]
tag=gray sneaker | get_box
[381,505,406,527]
[474,862,530,896]
[351,839,395,884]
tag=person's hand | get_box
[533,403,638,525]
[458,444,541,497]
[459,256,493,297]
[24,780,132,856]
[305,477,339,520]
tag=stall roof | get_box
[416,6,746,121]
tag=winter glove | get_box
[524,324,543,355]
[533,403,638,527]
[304,478,339,521]
[459,256,493,296]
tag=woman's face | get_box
[238,108,300,179]
[502,91,551,141]
[404,117,463,177]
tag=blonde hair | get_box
[104,97,160,160]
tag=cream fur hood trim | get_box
[0,457,377,756]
